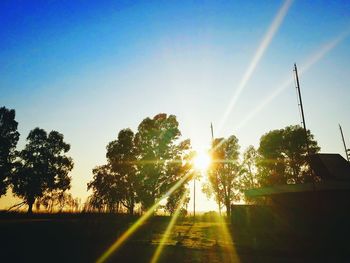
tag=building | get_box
[232,154,350,258]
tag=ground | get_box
[0,212,347,263]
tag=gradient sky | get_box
[1,0,350,211]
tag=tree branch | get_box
[7,201,26,211]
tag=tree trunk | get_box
[225,200,231,219]
[128,197,134,215]
[128,203,134,215]
[27,196,35,214]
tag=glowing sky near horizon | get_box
[1,0,350,211]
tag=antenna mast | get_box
[294,63,310,155]
[294,64,317,188]
[339,124,349,162]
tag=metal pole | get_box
[294,63,310,155]
[193,177,196,221]
[294,63,317,190]
[211,122,221,214]
[339,124,349,162]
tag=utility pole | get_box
[339,124,349,162]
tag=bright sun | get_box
[193,151,211,171]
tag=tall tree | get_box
[258,125,320,186]
[12,128,73,213]
[134,113,191,210]
[106,128,138,214]
[0,107,20,196]
[207,135,240,218]
[87,129,139,214]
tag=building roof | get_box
[245,181,350,197]
[308,153,350,181]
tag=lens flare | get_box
[233,28,350,132]
[213,213,240,263]
[217,0,293,134]
[193,151,211,172]
[150,191,189,263]
[96,171,192,263]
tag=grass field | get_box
[0,212,348,263]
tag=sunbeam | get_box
[233,28,350,132]
[217,0,293,134]
[150,191,189,263]
[213,213,240,263]
[96,170,193,263]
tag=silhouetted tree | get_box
[87,164,121,212]
[12,128,73,213]
[0,107,20,196]
[207,135,240,218]
[134,113,191,210]
[165,184,190,215]
[106,129,138,214]
[258,125,320,186]
[239,146,261,203]
[87,129,138,214]
[88,114,191,214]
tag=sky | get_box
[1,0,350,211]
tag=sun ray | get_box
[212,213,240,263]
[150,191,189,263]
[233,28,350,132]
[96,170,193,263]
[217,0,293,134]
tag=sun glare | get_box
[193,151,211,171]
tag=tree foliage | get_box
[207,135,240,217]
[239,145,262,203]
[12,128,73,213]
[87,114,191,214]
[106,128,138,214]
[239,146,260,189]
[87,165,120,212]
[258,125,320,186]
[87,129,139,214]
[165,184,190,215]
[0,107,20,196]
[134,113,191,210]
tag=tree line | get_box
[204,125,319,217]
[0,106,320,214]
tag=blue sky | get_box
[1,0,350,210]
